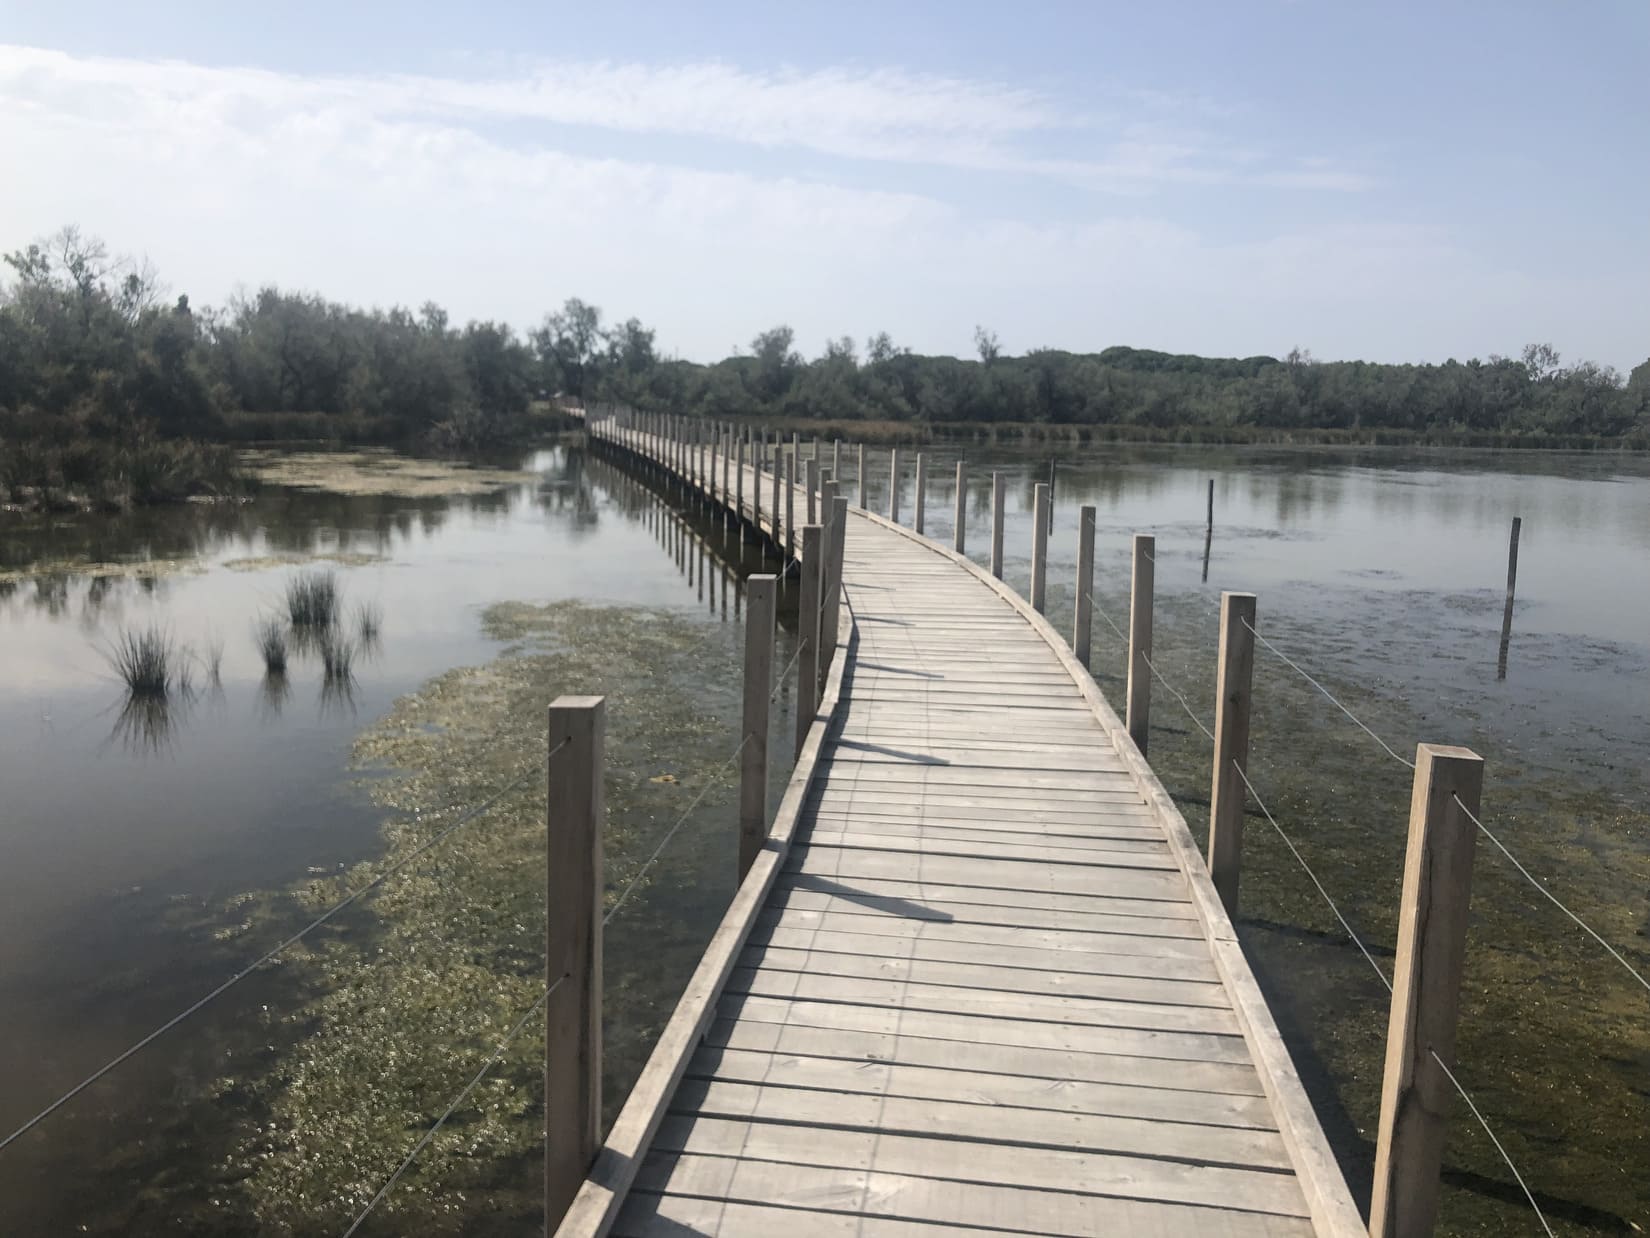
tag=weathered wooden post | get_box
[914,453,928,535]
[795,525,823,757]
[1030,482,1050,612]
[1126,534,1155,754]
[832,438,841,478]
[806,458,819,526]
[1497,515,1521,681]
[1207,592,1256,917]
[770,444,781,542]
[1074,505,1095,667]
[953,460,967,553]
[739,576,777,877]
[784,452,795,563]
[1206,478,1215,531]
[735,434,746,531]
[545,694,605,1228]
[889,448,901,523]
[1369,744,1485,1238]
[752,431,763,530]
[990,471,1006,579]
[822,496,848,672]
[857,443,866,509]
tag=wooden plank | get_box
[787,846,1191,901]
[741,944,1231,1008]
[758,902,1208,955]
[799,829,1177,870]
[770,874,1200,924]
[703,1014,1268,1096]
[727,966,1242,1034]
[646,1116,1312,1216]
[671,1078,1292,1170]
[749,918,1220,978]
[685,1043,1277,1128]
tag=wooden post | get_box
[888,448,900,523]
[857,443,866,509]
[1126,534,1154,754]
[806,458,819,526]
[795,525,823,757]
[832,438,841,478]
[1497,516,1521,681]
[770,443,781,541]
[990,471,1006,579]
[752,430,763,529]
[739,576,776,878]
[784,452,795,563]
[1074,505,1095,667]
[1030,482,1049,613]
[914,453,928,535]
[1047,459,1056,533]
[822,496,848,672]
[1206,478,1215,531]
[545,695,605,1228]
[735,435,745,530]
[722,430,731,526]
[1207,592,1256,917]
[1369,744,1485,1238]
[953,460,967,553]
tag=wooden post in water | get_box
[1497,515,1521,681]
[1207,592,1256,917]
[545,694,605,1229]
[914,453,928,535]
[1206,478,1215,531]
[1047,459,1056,533]
[795,525,823,757]
[990,471,1006,579]
[739,576,776,878]
[822,495,848,674]
[1030,482,1050,613]
[770,445,781,542]
[832,438,841,479]
[953,460,967,553]
[889,449,901,523]
[1074,505,1095,667]
[1126,534,1155,754]
[1370,744,1485,1238]
[806,459,819,526]
[857,443,866,509]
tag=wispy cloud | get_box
[0,44,1369,194]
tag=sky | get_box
[1,1,1646,370]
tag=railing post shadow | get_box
[1370,744,1484,1238]
[1126,533,1154,754]
[1207,592,1256,916]
[739,576,776,878]
[545,695,605,1231]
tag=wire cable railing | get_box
[1229,760,1555,1236]
[0,747,559,1154]
[340,975,563,1237]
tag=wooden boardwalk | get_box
[563,419,1364,1237]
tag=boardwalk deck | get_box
[563,421,1363,1237]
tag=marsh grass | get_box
[254,616,288,674]
[105,626,185,699]
[318,630,356,683]
[285,570,341,628]
[355,601,382,643]
[201,633,225,685]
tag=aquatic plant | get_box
[105,626,183,698]
[201,632,225,684]
[285,570,341,628]
[254,616,289,674]
[318,631,356,683]
[355,601,382,645]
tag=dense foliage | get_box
[3,226,1647,507]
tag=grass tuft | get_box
[286,570,341,628]
[106,626,181,698]
[318,631,356,683]
[255,616,289,674]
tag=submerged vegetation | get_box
[254,616,289,675]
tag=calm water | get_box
[0,439,1645,1233]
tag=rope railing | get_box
[0,748,558,1155]
[1229,760,1556,1236]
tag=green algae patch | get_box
[221,599,750,1236]
[242,450,535,498]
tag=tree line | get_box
[3,226,1646,507]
